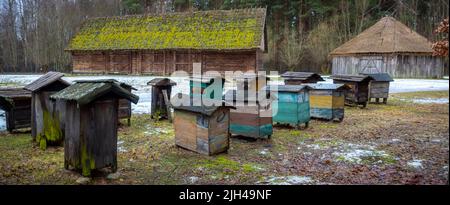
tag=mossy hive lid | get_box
[67,8,267,51]
[51,80,139,105]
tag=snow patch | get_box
[333,143,393,164]
[262,176,314,185]
[411,98,449,104]
[407,160,424,169]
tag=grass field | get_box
[0,91,448,185]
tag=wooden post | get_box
[162,89,172,123]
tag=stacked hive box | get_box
[305,83,350,122]
[0,88,32,132]
[330,75,374,108]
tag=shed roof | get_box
[172,94,234,116]
[281,72,324,81]
[265,85,310,92]
[330,75,374,82]
[51,79,139,105]
[24,72,70,92]
[304,83,350,90]
[360,73,394,82]
[0,88,31,110]
[67,8,267,52]
[330,17,434,56]
[147,78,177,86]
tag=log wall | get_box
[332,54,444,78]
[72,50,260,75]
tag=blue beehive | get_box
[267,85,311,129]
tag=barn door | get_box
[359,57,383,74]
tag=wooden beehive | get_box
[267,85,311,129]
[51,80,139,177]
[0,88,32,132]
[305,83,350,122]
[330,75,374,108]
[172,95,234,155]
[224,90,273,139]
[281,72,325,85]
[117,82,137,126]
[188,75,225,101]
[24,72,70,149]
[148,78,177,120]
[234,73,270,91]
[360,73,394,104]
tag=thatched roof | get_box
[51,79,139,105]
[67,8,267,52]
[330,17,434,56]
[24,72,70,92]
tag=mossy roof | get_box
[67,8,267,51]
[51,79,139,105]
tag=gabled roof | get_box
[330,17,434,56]
[24,72,70,92]
[67,8,267,51]
[265,85,311,92]
[330,75,374,82]
[281,72,324,81]
[51,79,139,105]
[147,78,177,86]
[304,83,350,90]
[360,73,394,82]
[171,94,234,116]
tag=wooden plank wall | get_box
[72,50,258,75]
[332,55,444,78]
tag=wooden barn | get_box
[330,17,444,79]
[148,78,176,120]
[330,75,374,108]
[66,8,267,75]
[267,85,311,129]
[172,95,234,155]
[0,88,31,132]
[281,72,324,85]
[24,72,70,149]
[360,73,394,104]
[305,83,350,122]
[50,80,139,177]
[224,90,273,139]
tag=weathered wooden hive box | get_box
[234,73,270,91]
[148,78,177,120]
[117,82,137,126]
[0,88,32,132]
[188,76,225,101]
[360,73,394,104]
[330,75,374,108]
[51,80,139,177]
[305,83,350,121]
[24,72,70,149]
[172,95,234,155]
[267,85,311,129]
[224,90,273,139]
[281,72,324,85]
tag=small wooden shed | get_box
[24,72,70,149]
[172,95,234,155]
[305,83,350,122]
[330,75,374,108]
[117,82,137,126]
[267,85,311,129]
[51,80,139,177]
[189,75,225,101]
[281,72,325,85]
[0,88,31,132]
[148,78,177,120]
[224,90,273,139]
[360,73,394,104]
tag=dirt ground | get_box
[0,91,448,185]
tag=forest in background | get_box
[0,0,448,74]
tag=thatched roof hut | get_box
[330,17,444,78]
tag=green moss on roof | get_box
[67,8,266,51]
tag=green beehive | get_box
[267,85,311,129]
